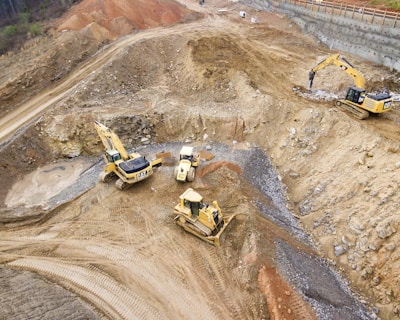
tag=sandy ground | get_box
[0,0,400,319]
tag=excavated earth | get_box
[1,0,400,319]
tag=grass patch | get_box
[368,0,400,10]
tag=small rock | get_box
[334,244,347,256]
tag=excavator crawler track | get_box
[175,213,237,246]
[115,179,130,191]
[335,100,370,120]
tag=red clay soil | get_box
[258,265,319,320]
[55,0,200,35]
[196,161,243,177]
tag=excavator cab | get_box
[105,149,122,163]
[345,87,365,105]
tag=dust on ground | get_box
[0,0,400,319]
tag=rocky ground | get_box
[0,0,400,319]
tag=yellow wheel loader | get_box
[174,188,236,246]
[174,146,200,182]
[94,121,162,190]
[308,53,393,119]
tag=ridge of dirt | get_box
[1,0,400,319]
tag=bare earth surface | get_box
[0,0,400,319]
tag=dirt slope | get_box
[0,0,400,319]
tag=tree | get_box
[7,0,17,15]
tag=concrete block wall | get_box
[241,0,400,71]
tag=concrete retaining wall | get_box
[241,0,400,71]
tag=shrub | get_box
[18,12,30,25]
[29,23,42,36]
[4,25,17,38]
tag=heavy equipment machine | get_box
[308,53,393,119]
[94,120,162,190]
[173,188,236,246]
[174,146,200,182]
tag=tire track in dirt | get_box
[258,265,318,320]
[191,248,247,319]
[9,258,164,320]
[86,242,219,320]
[158,237,223,319]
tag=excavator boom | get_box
[308,53,365,90]
[94,120,129,160]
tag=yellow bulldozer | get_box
[174,146,200,182]
[94,120,162,190]
[173,188,236,246]
[308,53,393,119]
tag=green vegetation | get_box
[0,12,44,54]
[0,0,80,54]
[4,25,18,38]
[369,0,400,10]
[29,23,43,37]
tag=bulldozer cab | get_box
[180,188,204,217]
[184,199,201,217]
[105,149,122,163]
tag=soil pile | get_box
[55,0,202,36]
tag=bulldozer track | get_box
[86,242,218,319]
[193,249,248,319]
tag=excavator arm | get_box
[94,121,129,160]
[308,53,366,90]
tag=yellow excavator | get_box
[94,121,162,190]
[308,53,393,119]
[174,188,236,246]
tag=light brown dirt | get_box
[0,0,400,319]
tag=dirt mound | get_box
[55,0,201,36]
[196,161,243,177]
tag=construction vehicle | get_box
[308,53,393,119]
[173,188,236,246]
[174,146,200,182]
[94,121,162,190]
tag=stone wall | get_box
[242,0,400,71]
